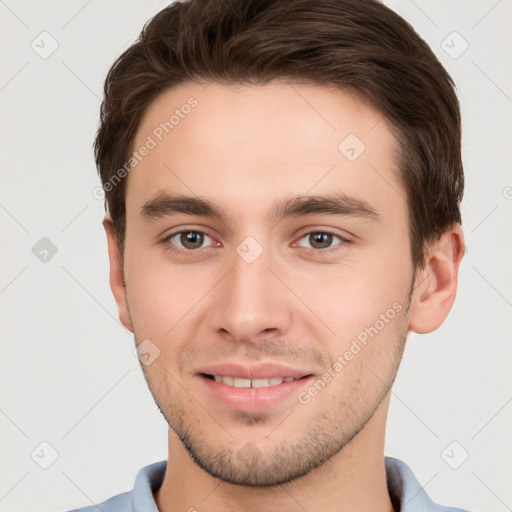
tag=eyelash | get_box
[161,229,348,256]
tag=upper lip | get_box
[197,362,313,380]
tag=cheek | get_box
[322,300,408,399]
[288,253,411,343]
[124,255,205,339]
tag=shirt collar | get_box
[131,457,453,512]
[132,460,166,512]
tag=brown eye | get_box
[309,233,332,249]
[297,232,344,250]
[167,231,213,250]
[180,231,204,249]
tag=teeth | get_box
[212,375,300,388]
[233,378,251,388]
[252,378,282,388]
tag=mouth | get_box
[197,364,315,413]
[201,374,308,388]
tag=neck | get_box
[155,395,394,512]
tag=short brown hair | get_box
[95,0,463,270]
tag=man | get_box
[68,0,468,510]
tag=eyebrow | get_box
[140,191,380,223]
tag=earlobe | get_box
[409,225,465,334]
[103,219,134,332]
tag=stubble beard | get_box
[134,283,413,487]
[139,327,408,487]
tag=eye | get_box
[296,231,345,250]
[166,230,215,250]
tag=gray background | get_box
[1,1,511,511]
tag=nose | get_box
[207,245,292,344]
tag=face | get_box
[113,82,417,485]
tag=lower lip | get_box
[199,375,314,413]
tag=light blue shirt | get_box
[65,457,470,512]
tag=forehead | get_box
[126,81,404,222]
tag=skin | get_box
[104,82,464,512]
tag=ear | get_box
[103,219,134,332]
[409,224,465,334]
